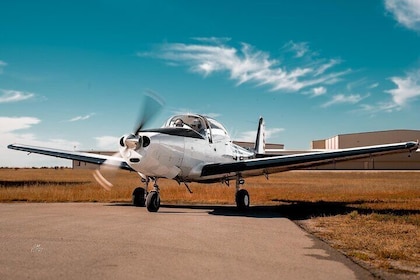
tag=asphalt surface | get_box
[0,203,373,279]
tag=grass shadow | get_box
[0,180,90,188]
[270,199,420,220]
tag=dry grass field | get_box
[1,168,419,277]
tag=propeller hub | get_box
[119,134,151,150]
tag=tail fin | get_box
[254,117,265,155]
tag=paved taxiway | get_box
[0,203,373,279]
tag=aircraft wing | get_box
[201,141,419,177]
[7,144,133,171]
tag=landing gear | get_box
[235,189,250,210]
[235,175,250,210]
[132,187,146,207]
[146,191,160,212]
[132,177,161,212]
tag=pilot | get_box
[174,119,184,127]
[192,119,205,135]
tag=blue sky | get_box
[1,0,420,167]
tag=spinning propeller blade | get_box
[92,152,120,190]
[93,91,165,190]
[134,90,165,134]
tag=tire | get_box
[146,191,160,212]
[235,189,250,210]
[132,187,146,207]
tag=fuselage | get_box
[119,114,255,182]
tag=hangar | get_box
[72,130,420,170]
[310,129,420,170]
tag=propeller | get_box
[134,90,165,135]
[93,91,165,190]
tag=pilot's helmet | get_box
[174,119,183,127]
[192,119,201,129]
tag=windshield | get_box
[206,117,228,136]
[163,114,228,138]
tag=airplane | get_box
[7,96,419,212]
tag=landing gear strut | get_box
[132,177,161,212]
[235,175,250,210]
[132,187,146,207]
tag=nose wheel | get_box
[146,191,160,212]
[132,187,146,207]
[132,176,161,212]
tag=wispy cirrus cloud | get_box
[0,60,6,74]
[311,86,327,97]
[0,89,35,103]
[0,116,80,167]
[0,116,41,133]
[385,0,420,32]
[283,41,310,58]
[95,136,119,150]
[236,127,284,142]
[67,113,95,122]
[386,69,420,106]
[141,38,348,93]
[352,69,420,114]
[321,93,369,108]
[354,102,401,115]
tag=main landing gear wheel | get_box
[146,191,160,212]
[132,187,146,207]
[236,189,250,210]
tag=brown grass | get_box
[1,168,419,276]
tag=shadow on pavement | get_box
[108,201,420,220]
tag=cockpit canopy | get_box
[163,114,229,139]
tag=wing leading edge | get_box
[201,141,419,177]
[7,144,133,171]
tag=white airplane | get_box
[7,97,419,212]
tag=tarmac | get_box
[0,203,374,279]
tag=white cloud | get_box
[0,116,41,133]
[236,127,284,142]
[0,116,80,167]
[67,113,95,122]
[143,39,346,93]
[312,86,327,97]
[385,0,420,31]
[192,37,231,44]
[386,69,420,106]
[284,41,309,58]
[95,136,119,150]
[354,101,401,115]
[321,93,369,108]
[0,60,6,74]
[0,89,35,103]
[313,59,341,77]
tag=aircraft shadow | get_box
[109,201,420,220]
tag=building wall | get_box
[311,140,325,149]
[311,152,420,170]
[337,130,420,148]
[311,130,420,170]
